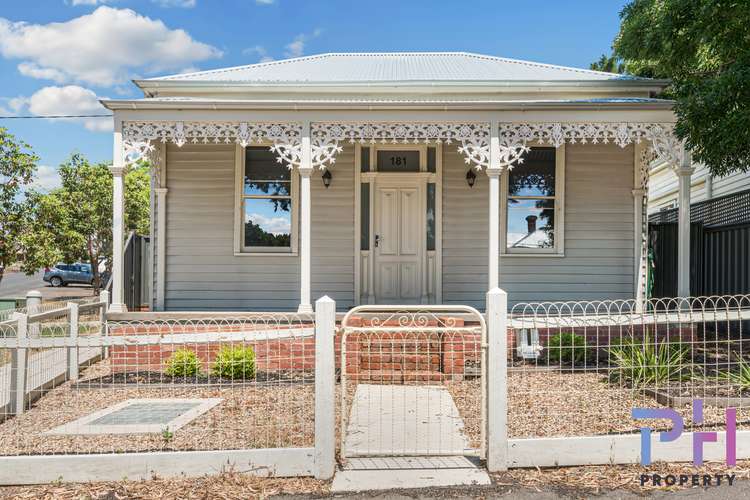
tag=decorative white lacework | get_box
[497,122,683,169]
[120,120,684,174]
[310,122,491,169]
[121,121,303,167]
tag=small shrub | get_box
[607,335,690,387]
[719,354,750,391]
[545,332,589,365]
[164,348,201,377]
[212,345,256,379]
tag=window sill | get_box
[233,251,299,257]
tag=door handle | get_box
[375,234,381,248]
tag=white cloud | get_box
[17,62,68,83]
[32,165,61,192]
[284,29,322,58]
[242,45,274,63]
[0,96,27,115]
[0,6,222,87]
[25,85,112,132]
[152,0,196,7]
[256,0,276,4]
[246,213,290,235]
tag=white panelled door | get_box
[374,179,424,303]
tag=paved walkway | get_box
[343,384,471,457]
[334,384,490,493]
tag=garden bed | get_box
[0,359,315,456]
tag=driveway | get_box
[0,270,96,302]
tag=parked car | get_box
[43,263,110,287]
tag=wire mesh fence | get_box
[339,307,485,458]
[0,312,316,456]
[508,295,750,440]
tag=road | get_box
[0,270,95,302]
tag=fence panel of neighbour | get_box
[649,188,750,298]
[0,295,108,424]
[0,296,337,485]
[506,295,750,467]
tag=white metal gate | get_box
[340,305,486,459]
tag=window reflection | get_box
[243,147,293,250]
[244,200,291,248]
[506,147,556,250]
[507,199,554,248]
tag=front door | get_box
[374,180,424,303]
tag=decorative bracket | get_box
[121,121,304,170]
[310,122,491,170]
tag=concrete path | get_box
[343,384,471,457]
[332,456,490,492]
[334,384,489,493]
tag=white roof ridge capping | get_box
[134,52,668,87]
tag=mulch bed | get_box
[0,472,328,499]
[0,359,315,456]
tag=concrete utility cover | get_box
[47,398,221,435]
[344,384,471,456]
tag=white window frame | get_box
[500,143,565,256]
[233,144,299,256]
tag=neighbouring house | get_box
[646,159,750,298]
[100,52,695,313]
[648,160,750,213]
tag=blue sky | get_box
[0,0,628,191]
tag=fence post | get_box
[9,313,28,416]
[25,290,41,338]
[314,295,336,480]
[67,302,79,382]
[99,290,109,359]
[486,287,508,472]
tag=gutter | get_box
[101,98,675,112]
[133,79,670,97]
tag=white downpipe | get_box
[155,188,168,311]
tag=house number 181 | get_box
[391,156,407,167]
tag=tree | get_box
[614,0,750,176]
[22,154,151,291]
[125,163,151,235]
[0,128,38,286]
[590,54,625,74]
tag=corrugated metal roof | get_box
[148,52,647,83]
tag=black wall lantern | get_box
[465,168,477,188]
[322,169,332,188]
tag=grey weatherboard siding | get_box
[161,142,634,311]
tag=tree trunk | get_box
[87,239,100,293]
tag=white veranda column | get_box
[676,147,693,298]
[109,128,127,313]
[297,122,313,314]
[155,187,168,311]
[486,121,502,290]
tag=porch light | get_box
[322,169,332,188]
[465,168,477,188]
